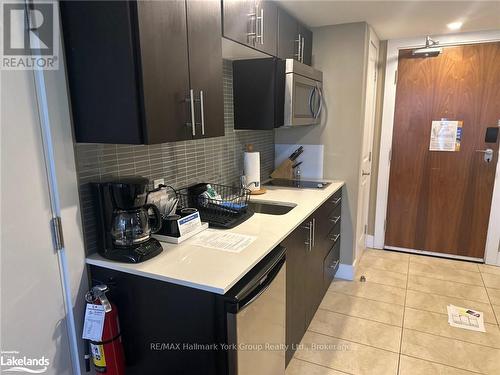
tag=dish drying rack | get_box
[176,183,254,229]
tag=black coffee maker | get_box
[93,177,163,263]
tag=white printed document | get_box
[447,304,485,332]
[190,230,256,253]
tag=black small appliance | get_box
[92,177,163,263]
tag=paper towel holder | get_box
[244,144,267,195]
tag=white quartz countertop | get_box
[86,180,344,295]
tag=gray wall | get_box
[74,60,275,255]
[275,22,369,265]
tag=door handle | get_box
[329,260,340,270]
[329,216,341,225]
[247,10,257,43]
[256,7,264,45]
[295,33,302,60]
[476,148,494,163]
[186,89,195,136]
[199,90,205,136]
[362,170,371,176]
[302,221,312,251]
[301,36,305,62]
[329,234,340,243]
[314,86,323,119]
[312,218,316,248]
[331,197,341,205]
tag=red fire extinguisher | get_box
[85,285,126,375]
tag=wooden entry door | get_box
[386,42,500,258]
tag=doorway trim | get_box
[374,30,500,265]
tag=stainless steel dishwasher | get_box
[224,245,286,375]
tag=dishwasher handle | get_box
[227,245,286,313]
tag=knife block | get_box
[271,159,294,180]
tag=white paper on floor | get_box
[447,304,485,332]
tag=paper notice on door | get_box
[189,229,256,253]
[429,120,463,151]
[447,304,485,332]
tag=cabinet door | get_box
[136,0,191,143]
[299,24,313,65]
[60,1,145,144]
[255,0,277,56]
[305,217,325,327]
[186,0,224,139]
[284,222,310,366]
[222,0,257,48]
[277,7,298,61]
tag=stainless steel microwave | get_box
[284,59,323,127]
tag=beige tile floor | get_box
[286,249,500,375]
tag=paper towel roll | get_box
[244,152,260,191]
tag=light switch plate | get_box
[153,178,165,189]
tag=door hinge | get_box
[369,151,372,162]
[51,216,65,251]
[364,224,368,234]
[394,69,398,85]
[384,219,387,232]
[388,148,392,163]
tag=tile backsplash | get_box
[75,60,275,255]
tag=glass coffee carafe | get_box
[111,204,161,247]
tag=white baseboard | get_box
[335,263,355,281]
[365,235,374,248]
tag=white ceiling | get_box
[275,1,500,40]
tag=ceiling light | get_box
[447,21,463,31]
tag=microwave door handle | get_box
[308,87,316,116]
[315,86,323,119]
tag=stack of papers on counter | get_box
[447,305,485,332]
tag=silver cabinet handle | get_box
[256,7,264,45]
[188,89,195,136]
[330,216,341,225]
[329,234,340,242]
[295,33,302,60]
[302,221,312,251]
[247,10,257,43]
[199,90,205,136]
[331,197,341,205]
[312,218,316,248]
[329,260,339,270]
[301,36,305,62]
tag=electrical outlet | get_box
[153,178,165,189]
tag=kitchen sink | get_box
[248,201,296,215]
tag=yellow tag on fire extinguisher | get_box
[90,343,107,371]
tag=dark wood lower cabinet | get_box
[285,187,342,366]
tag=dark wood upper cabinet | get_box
[222,0,277,56]
[277,7,297,61]
[60,0,224,144]
[186,0,224,139]
[222,0,256,48]
[135,0,191,143]
[255,0,278,56]
[277,7,312,65]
